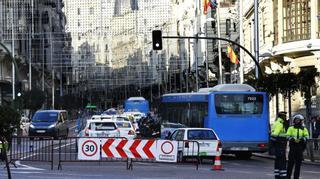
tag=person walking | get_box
[286,114,309,179]
[312,116,320,150]
[271,111,289,179]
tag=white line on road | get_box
[304,170,320,174]
[11,171,43,174]
[14,160,45,171]
[70,125,77,130]
[54,141,76,150]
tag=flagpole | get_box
[239,0,244,84]
[254,0,259,79]
[216,0,223,84]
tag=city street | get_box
[1,156,320,179]
[2,0,320,179]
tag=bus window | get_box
[160,102,207,127]
[214,94,263,115]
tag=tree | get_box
[56,94,82,110]
[22,88,45,116]
[297,67,319,161]
[246,71,299,118]
[0,105,20,179]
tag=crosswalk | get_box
[0,161,45,177]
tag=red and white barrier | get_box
[101,139,156,159]
[78,138,178,162]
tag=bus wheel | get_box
[235,152,252,160]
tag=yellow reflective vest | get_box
[286,126,309,142]
[271,117,287,137]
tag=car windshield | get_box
[32,112,58,122]
[91,122,116,131]
[116,117,129,121]
[188,130,217,140]
[116,122,132,128]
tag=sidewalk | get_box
[253,153,320,166]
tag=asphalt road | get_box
[1,155,320,179]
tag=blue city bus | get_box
[124,97,150,114]
[160,84,269,159]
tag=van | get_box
[29,110,69,139]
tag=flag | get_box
[227,45,239,64]
[204,0,218,15]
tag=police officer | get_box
[271,111,288,179]
[286,114,309,179]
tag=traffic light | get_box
[152,30,162,50]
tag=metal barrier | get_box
[176,140,200,170]
[7,137,201,171]
[9,136,54,170]
[57,137,128,170]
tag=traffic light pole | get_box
[162,35,263,79]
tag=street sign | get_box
[156,140,178,163]
[78,138,100,160]
[101,139,156,159]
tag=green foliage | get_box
[298,68,319,97]
[246,72,299,98]
[22,88,45,111]
[0,106,20,143]
[56,95,82,110]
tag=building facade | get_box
[0,0,70,106]
[242,0,320,119]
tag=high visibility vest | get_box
[286,126,309,141]
[271,118,286,137]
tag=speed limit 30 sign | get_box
[78,138,100,160]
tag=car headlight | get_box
[48,124,55,128]
[29,124,35,128]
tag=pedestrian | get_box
[271,111,288,179]
[286,114,309,179]
[312,116,320,150]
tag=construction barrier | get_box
[7,136,202,170]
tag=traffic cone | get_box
[212,153,223,171]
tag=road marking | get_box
[54,141,76,150]
[11,171,43,174]
[304,170,320,174]
[70,125,77,129]
[14,160,45,171]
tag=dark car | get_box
[29,110,69,139]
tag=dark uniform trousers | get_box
[274,138,287,179]
[287,142,304,179]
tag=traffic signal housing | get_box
[152,30,162,50]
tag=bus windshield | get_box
[215,94,263,115]
[160,102,208,127]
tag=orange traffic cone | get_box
[212,153,223,171]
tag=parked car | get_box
[169,128,222,162]
[83,120,120,137]
[115,121,136,140]
[29,110,69,139]
[161,122,186,139]
[90,115,101,120]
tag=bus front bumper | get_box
[221,142,269,153]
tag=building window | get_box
[90,7,94,15]
[283,0,311,43]
[78,8,81,15]
[273,0,278,45]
